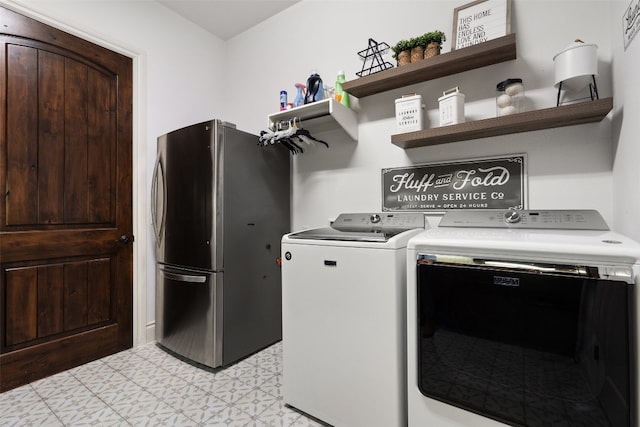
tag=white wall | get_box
[4,0,638,334]
[611,0,640,241]
[225,0,615,231]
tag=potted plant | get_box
[409,36,425,63]
[391,39,412,66]
[422,30,446,58]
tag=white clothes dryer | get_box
[406,210,640,427]
[281,213,426,427]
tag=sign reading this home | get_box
[381,155,527,212]
[623,0,640,50]
[453,0,512,50]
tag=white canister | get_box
[438,87,465,126]
[553,40,598,92]
[395,94,423,133]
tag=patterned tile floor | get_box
[0,341,324,426]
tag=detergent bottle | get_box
[334,70,350,108]
[304,72,324,104]
[293,83,306,107]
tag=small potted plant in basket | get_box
[391,39,412,66]
[422,30,446,58]
[409,36,425,63]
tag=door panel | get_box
[38,51,65,225]
[5,268,37,346]
[1,7,132,392]
[5,44,117,227]
[4,259,113,349]
[37,264,64,337]
[5,44,38,225]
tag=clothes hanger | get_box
[294,128,329,148]
[258,117,327,153]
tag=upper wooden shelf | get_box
[342,34,517,98]
[391,97,614,149]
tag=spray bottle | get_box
[293,83,306,108]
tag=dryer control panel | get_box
[331,212,425,233]
[439,209,609,230]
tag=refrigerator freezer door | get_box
[155,121,217,271]
[155,264,222,367]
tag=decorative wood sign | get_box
[453,0,512,50]
[381,154,527,212]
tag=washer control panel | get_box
[331,212,426,233]
[439,209,610,230]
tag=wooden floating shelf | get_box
[343,34,517,98]
[391,97,614,149]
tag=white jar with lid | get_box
[496,78,524,116]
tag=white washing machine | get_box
[406,210,640,427]
[281,213,426,427]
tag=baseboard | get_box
[145,322,155,344]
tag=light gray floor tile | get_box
[0,341,324,427]
[201,404,254,426]
[53,397,126,426]
[0,411,64,427]
[176,392,230,424]
[30,371,84,400]
[0,384,43,414]
[1,385,63,426]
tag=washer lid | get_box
[287,212,426,242]
[287,227,391,242]
[331,212,425,233]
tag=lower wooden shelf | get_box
[391,97,614,149]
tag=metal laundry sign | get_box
[381,154,527,212]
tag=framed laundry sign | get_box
[381,154,527,212]
[452,0,512,50]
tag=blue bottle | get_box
[293,83,306,107]
[304,72,324,104]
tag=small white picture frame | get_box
[452,0,512,50]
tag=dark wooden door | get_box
[0,7,133,392]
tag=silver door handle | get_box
[161,269,207,283]
[151,155,166,241]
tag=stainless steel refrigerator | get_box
[152,119,290,368]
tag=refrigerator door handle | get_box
[160,268,207,283]
[151,154,166,242]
